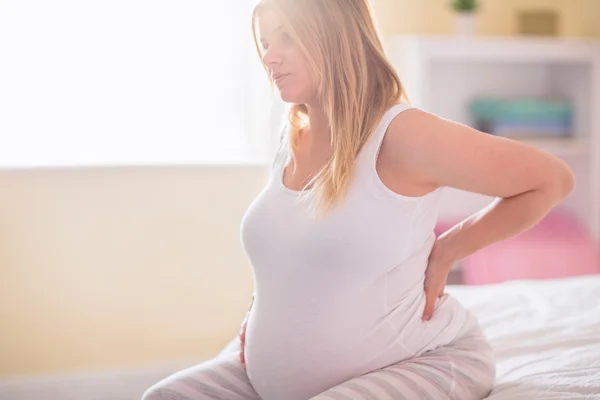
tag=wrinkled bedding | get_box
[447,275,600,399]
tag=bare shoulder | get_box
[379,107,433,172]
[379,107,575,199]
[379,108,452,179]
[375,108,440,196]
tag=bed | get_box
[446,274,600,399]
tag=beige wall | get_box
[2,0,599,379]
[372,0,600,38]
[0,166,266,377]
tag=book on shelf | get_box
[470,96,573,139]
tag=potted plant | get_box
[450,0,479,36]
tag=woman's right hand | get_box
[239,294,254,368]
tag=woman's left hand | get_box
[422,237,455,321]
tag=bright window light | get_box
[0,0,272,168]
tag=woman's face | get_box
[258,10,316,104]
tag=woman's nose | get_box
[262,48,282,68]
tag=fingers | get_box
[423,289,448,320]
[422,293,436,321]
[240,309,250,336]
[239,295,254,368]
[240,320,247,342]
[239,316,248,366]
[240,324,246,366]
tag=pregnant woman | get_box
[142,0,575,398]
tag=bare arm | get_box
[385,108,575,317]
[387,108,575,262]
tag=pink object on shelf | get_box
[435,207,600,285]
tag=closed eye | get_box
[280,31,291,45]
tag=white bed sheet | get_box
[447,274,600,400]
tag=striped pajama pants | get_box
[142,316,496,400]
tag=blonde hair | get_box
[252,0,408,216]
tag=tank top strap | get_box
[360,103,414,163]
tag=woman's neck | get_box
[306,105,331,152]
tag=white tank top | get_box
[240,103,472,400]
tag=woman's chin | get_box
[279,91,298,104]
[278,88,307,104]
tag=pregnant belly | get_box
[243,307,411,400]
[244,331,363,400]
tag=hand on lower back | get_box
[423,238,454,321]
